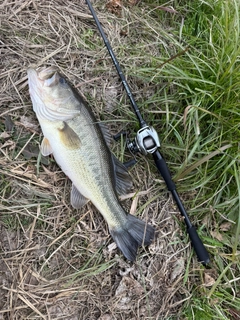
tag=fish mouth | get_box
[27,66,60,88]
[38,66,60,87]
[37,66,58,81]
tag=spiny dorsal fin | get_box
[98,122,112,147]
[98,122,132,194]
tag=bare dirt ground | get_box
[0,1,199,319]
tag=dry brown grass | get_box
[0,1,197,319]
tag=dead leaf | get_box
[210,229,223,241]
[204,272,216,287]
[171,258,184,281]
[219,222,232,232]
[0,131,11,139]
[1,139,16,149]
[115,276,143,296]
[130,195,138,214]
[106,0,122,16]
[19,115,39,131]
[115,276,144,309]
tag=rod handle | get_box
[188,225,210,265]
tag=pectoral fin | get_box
[112,154,133,195]
[71,184,89,209]
[40,137,53,156]
[58,122,81,149]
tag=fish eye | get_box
[59,77,66,84]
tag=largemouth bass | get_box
[27,66,154,261]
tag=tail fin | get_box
[109,214,155,261]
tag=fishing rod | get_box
[85,0,210,266]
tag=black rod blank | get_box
[85,0,210,266]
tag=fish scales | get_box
[54,115,119,225]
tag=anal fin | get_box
[71,184,89,209]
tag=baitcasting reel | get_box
[127,126,160,155]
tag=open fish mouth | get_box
[36,66,61,88]
[28,66,58,87]
[37,66,58,81]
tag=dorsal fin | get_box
[98,122,132,194]
[98,122,112,147]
